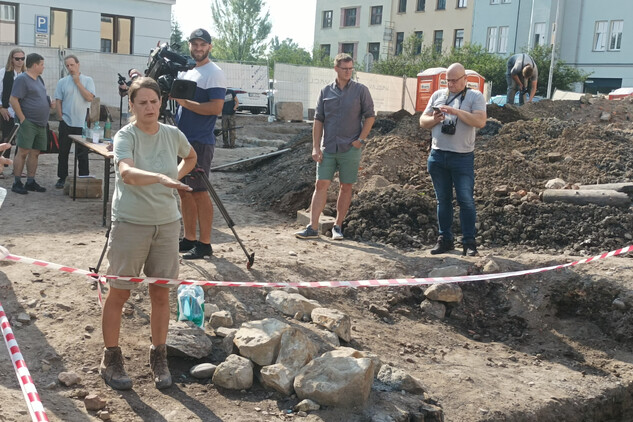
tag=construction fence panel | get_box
[217,62,268,92]
[274,63,417,118]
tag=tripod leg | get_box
[194,171,254,268]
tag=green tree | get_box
[210,0,272,61]
[310,44,334,68]
[269,37,312,66]
[374,41,587,97]
[170,16,189,55]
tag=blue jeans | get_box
[427,149,476,244]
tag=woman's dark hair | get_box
[127,77,161,123]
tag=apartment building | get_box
[390,0,473,55]
[472,0,632,93]
[314,0,473,63]
[0,0,174,56]
[314,0,393,67]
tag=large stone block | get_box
[275,102,303,121]
[296,210,335,235]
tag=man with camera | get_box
[506,53,538,105]
[54,54,96,188]
[174,28,227,260]
[118,68,142,97]
[419,63,487,256]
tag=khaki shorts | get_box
[106,220,180,290]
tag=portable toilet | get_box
[608,87,633,100]
[415,67,486,112]
[415,67,446,112]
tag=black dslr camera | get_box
[146,43,197,101]
[441,120,457,135]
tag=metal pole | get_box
[401,75,407,110]
[546,0,560,99]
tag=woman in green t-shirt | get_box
[99,77,197,391]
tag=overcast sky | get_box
[172,0,317,51]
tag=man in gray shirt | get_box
[506,53,538,105]
[419,63,487,256]
[10,53,51,194]
[295,53,375,240]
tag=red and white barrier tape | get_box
[0,244,631,421]
[0,301,49,422]
[1,244,632,289]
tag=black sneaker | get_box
[463,243,478,257]
[25,180,46,192]
[11,180,28,195]
[55,178,65,189]
[182,241,212,260]
[179,237,197,252]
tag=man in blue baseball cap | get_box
[174,28,227,259]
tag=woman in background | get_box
[0,48,26,178]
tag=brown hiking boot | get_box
[149,344,172,389]
[99,346,133,390]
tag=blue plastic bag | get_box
[176,285,205,328]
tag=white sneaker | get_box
[331,225,344,240]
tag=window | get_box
[320,44,331,59]
[368,42,380,61]
[0,2,17,44]
[371,6,382,25]
[343,8,358,27]
[341,42,355,58]
[498,26,509,53]
[100,14,133,54]
[486,26,498,52]
[395,32,404,55]
[502,0,511,3]
[457,0,467,7]
[433,30,443,53]
[533,22,546,47]
[398,0,407,13]
[322,10,333,28]
[609,20,623,51]
[437,0,446,10]
[490,0,500,4]
[50,9,70,48]
[414,31,423,54]
[593,21,608,51]
[454,29,464,49]
[416,0,425,11]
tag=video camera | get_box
[117,73,127,86]
[146,43,197,101]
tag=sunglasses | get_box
[13,57,25,61]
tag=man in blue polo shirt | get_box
[174,28,227,259]
[295,53,375,241]
[54,54,96,188]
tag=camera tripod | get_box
[189,168,255,269]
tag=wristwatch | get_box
[358,138,366,145]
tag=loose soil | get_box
[2,98,633,422]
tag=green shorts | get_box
[106,220,180,290]
[16,119,47,151]
[316,146,363,184]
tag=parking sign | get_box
[35,15,48,34]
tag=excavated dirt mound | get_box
[244,96,633,255]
